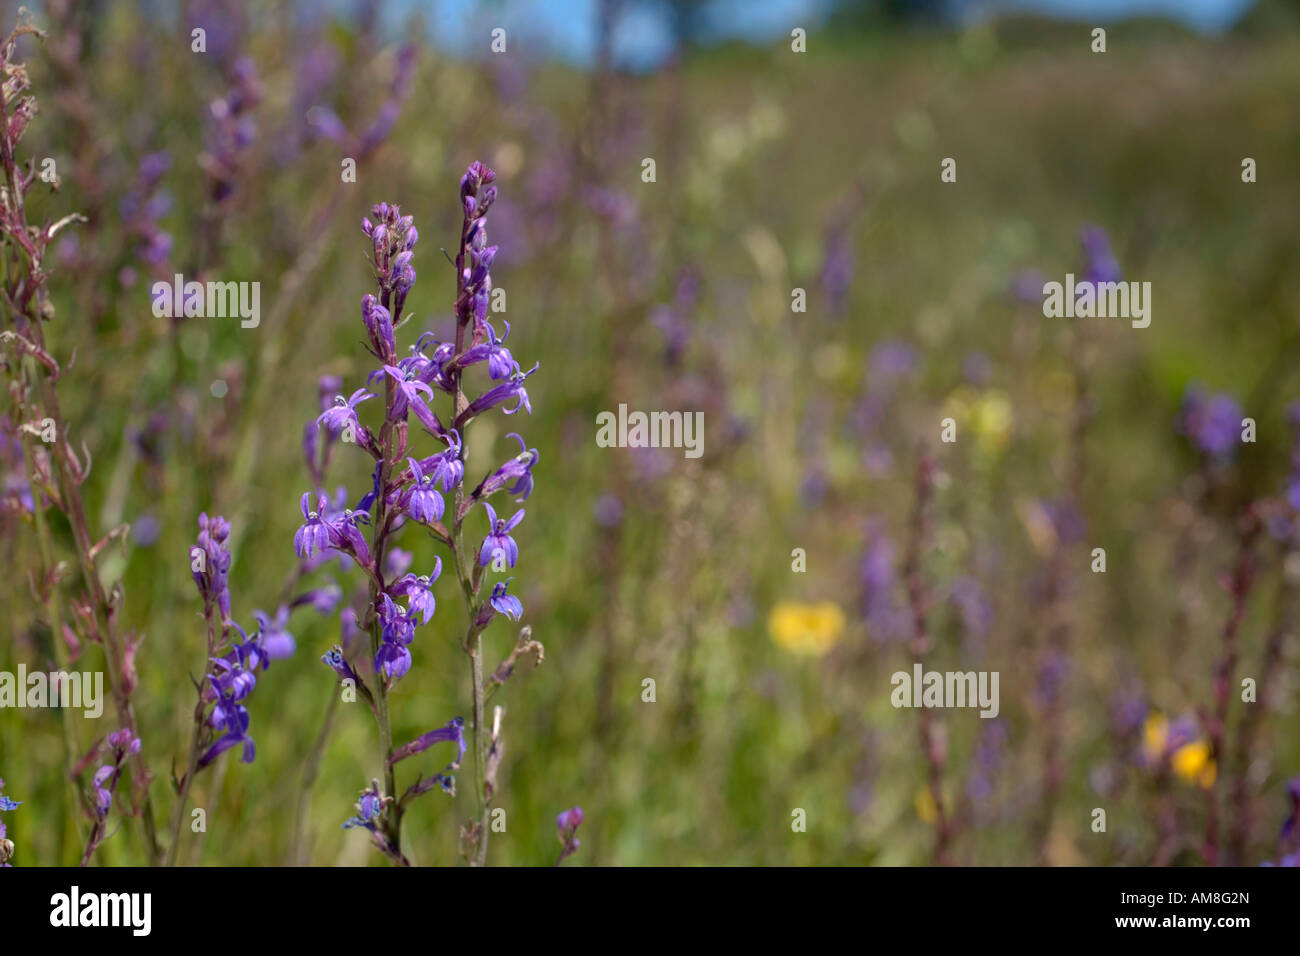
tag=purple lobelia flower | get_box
[373,593,416,686]
[459,320,517,381]
[486,579,523,622]
[472,433,539,502]
[294,493,335,558]
[478,503,524,568]
[391,559,442,625]
[400,456,445,523]
[374,642,411,685]
[332,508,374,567]
[317,387,375,438]
[389,716,466,768]
[343,782,388,832]
[459,361,538,422]
[383,364,441,433]
[412,431,464,491]
[321,645,359,683]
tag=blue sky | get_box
[376,0,1259,68]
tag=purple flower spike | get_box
[192,512,234,618]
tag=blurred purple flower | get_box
[869,341,918,383]
[1079,225,1122,285]
[252,607,296,660]
[1179,385,1242,459]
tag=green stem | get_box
[165,606,217,866]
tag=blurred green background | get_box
[2,0,1300,866]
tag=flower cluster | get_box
[304,163,542,864]
[202,56,263,204]
[77,729,141,865]
[188,510,318,770]
[192,512,233,619]
[198,620,268,767]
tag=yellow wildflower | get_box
[971,390,1013,455]
[1142,713,1169,765]
[914,786,940,825]
[768,601,845,656]
[1171,741,1217,789]
[1143,713,1216,788]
